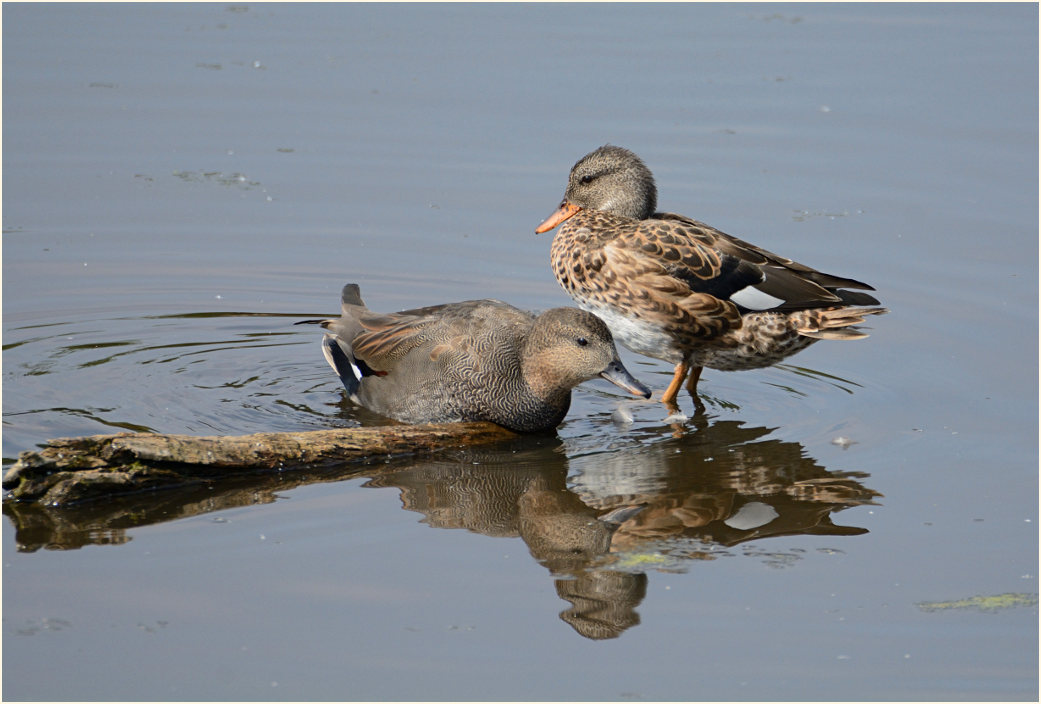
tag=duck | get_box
[306,283,651,433]
[535,145,887,409]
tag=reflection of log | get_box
[2,423,517,506]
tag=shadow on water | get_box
[3,413,881,640]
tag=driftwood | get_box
[2,423,517,506]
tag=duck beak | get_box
[599,359,652,399]
[535,201,582,234]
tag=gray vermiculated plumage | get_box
[314,284,650,433]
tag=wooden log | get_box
[2,422,518,506]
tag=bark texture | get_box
[3,423,517,505]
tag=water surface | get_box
[3,3,1037,701]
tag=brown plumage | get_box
[535,145,887,408]
[305,284,651,433]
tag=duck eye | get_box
[576,337,589,347]
[579,174,594,185]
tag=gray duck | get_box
[309,283,651,432]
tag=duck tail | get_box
[296,284,366,328]
[832,289,882,306]
[341,283,366,309]
[796,307,888,340]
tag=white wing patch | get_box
[730,285,785,311]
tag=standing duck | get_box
[535,145,887,409]
[308,284,650,433]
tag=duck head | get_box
[523,308,651,402]
[535,145,658,233]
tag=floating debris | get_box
[612,404,634,426]
[916,593,1038,613]
[173,170,261,190]
[831,436,857,449]
[793,209,863,222]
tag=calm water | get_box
[3,3,1037,701]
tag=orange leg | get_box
[685,365,703,396]
[661,362,689,410]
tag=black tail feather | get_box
[833,289,881,306]
[321,335,361,395]
[341,283,365,307]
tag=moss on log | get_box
[2,423,517,506]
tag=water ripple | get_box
[2,310,352,460]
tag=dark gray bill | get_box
[599,359,652,399]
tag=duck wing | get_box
[576,233,744,339]
[351,299,527,369]
[350,309,446,365]
[654,212,880,309]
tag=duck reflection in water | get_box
[364,416,881,640]
[3,416,881,640]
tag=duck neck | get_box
[520,338,572,408]
[606,169,656,220]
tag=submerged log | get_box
[2,423,518,506]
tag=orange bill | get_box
[534,201,582,234]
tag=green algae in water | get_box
[916,592,1038,613]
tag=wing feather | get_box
[351,313,437,363]
[655,211,879,306]
[599,242,742,338]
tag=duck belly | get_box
[579,303,688,365]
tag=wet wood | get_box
[2,423,518,506]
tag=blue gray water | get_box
[3,3,1037,700]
